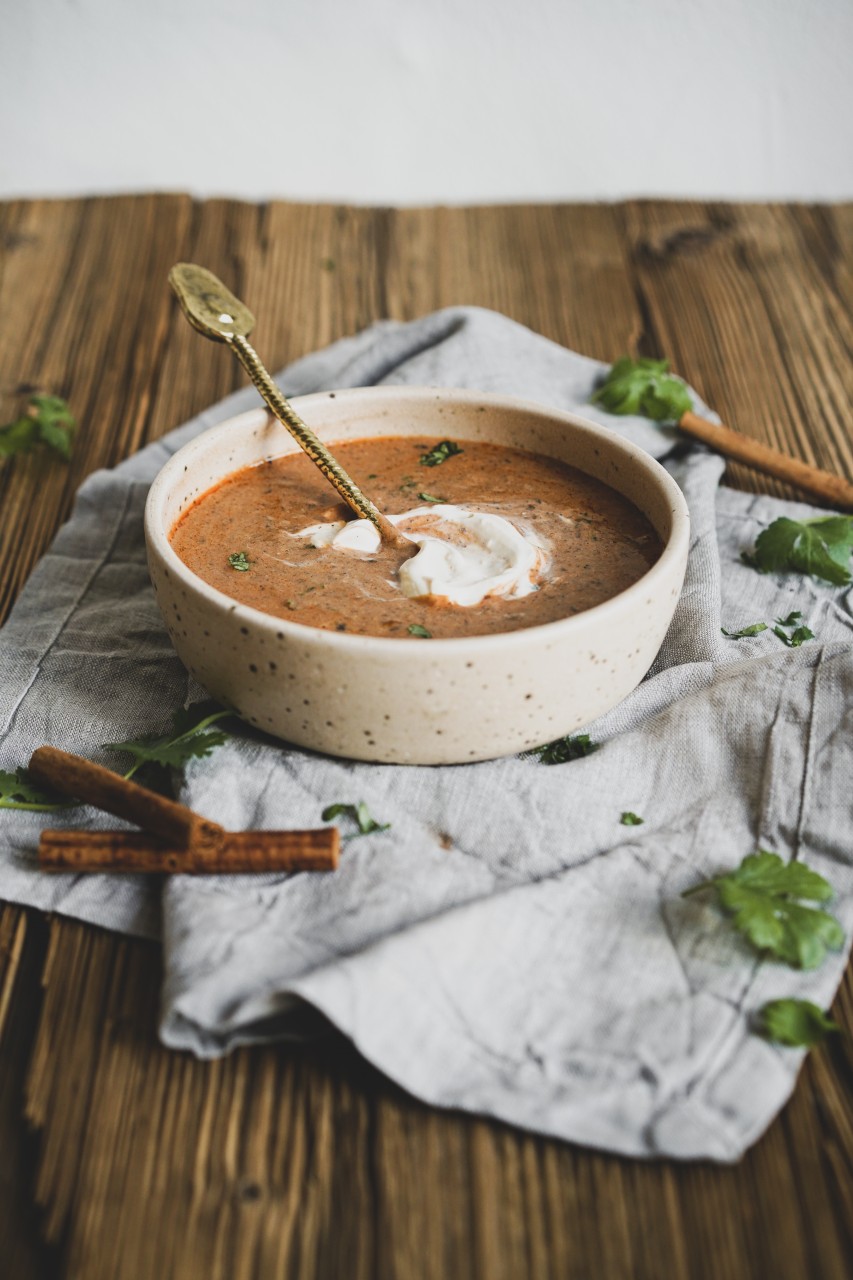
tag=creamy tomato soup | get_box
[169,436,662,639]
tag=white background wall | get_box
[3,0,852,203]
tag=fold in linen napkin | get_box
[1,307,852,1162]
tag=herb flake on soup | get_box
[169,436,662,640]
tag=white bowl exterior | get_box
[144,388,689,764]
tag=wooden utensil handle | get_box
[28,747,225,851]
[679,410,853,510]
[39,829,339,874]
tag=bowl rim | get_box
[144,385,690,657]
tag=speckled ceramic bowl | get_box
[144,387,689,764]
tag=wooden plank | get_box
[0,197,851,1279]
[384,203,642,357]
[617,200,853,501]
[0,906,52,1279]
[0,195,194,622]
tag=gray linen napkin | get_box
[1,307,851,1162]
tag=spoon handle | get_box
[230,334,410,548]
[679,410,853,510]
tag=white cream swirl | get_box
[296,504,547,607]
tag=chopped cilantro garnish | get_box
[620,811,644,826]
[417,492,445,504]
[228,551,252,572]
[407,624,432,638]
[721,622,768,639]
[721,610,815,647]
[420,440,463,467]
[527,733,599,765]
[772,609,815,648]
[773,624,815,648]
[321,801,390,838]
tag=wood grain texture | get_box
[1,197,852,1279]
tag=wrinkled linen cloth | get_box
[1,307,851,1162]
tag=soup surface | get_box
[170,436,662,639]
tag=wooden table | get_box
[1,197,852,1280]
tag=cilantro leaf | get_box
[590,356,692,422]
[773,624,814,648]
[0,393,75,461]
[1,702,231,812]
[620,811,644,826]
[759,998,841,1048]
[0,417,37,457]
[321,801,390,838]
[417,492,445,504]
[407,624,432,638]
[685,851,844,969]
[30,393,75,426]
[721,622,768,639]
[720,611,815,646]
[36,419,74,461]
[743,515,853,585]
[0,767,74,812]
[228,551,252,572]
[771,608,815,647]
[31,394,75,459]
[420,440,463,467]
[104,701,231,779]
[527,733,599,765]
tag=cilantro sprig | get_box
[0,768,73,813]
[0,394,75,461]
[104,702,232,780]
[0,702,232,814]
[420,440,463,467]
[759,998,841,1048]
[526,733,599,765]
[321,801,390,839]
[591,357,692,422]
[685,851,844,970]
[742,515,853,586]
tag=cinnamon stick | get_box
[28,747,225,851]
[679,410,853,510]
[39,828,339,874]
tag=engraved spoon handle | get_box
[168,263,410,550]
[229,335,406,545]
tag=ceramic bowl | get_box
[144,387,689,765]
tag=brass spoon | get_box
[168,263,411,551]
